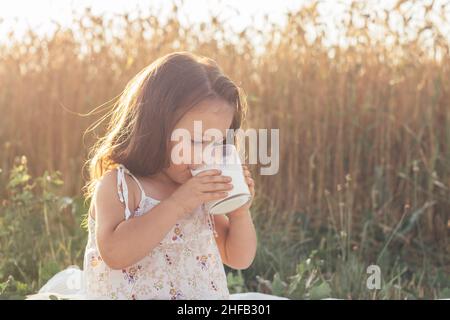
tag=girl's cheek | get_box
[164,163,191,184]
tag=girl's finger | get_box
[199,175,231,183]
[200,183,233,192]
[195,169,222,177]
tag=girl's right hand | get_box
[168,169,232,219]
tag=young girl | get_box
[31,52,287,300]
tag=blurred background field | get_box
[0,0,449,299]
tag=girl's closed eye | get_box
[191,139,207,146]
[190,138,225,146]
[191,139,199,146]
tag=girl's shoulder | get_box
[94,168,141,218]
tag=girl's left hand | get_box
[238,165,255,211]
[243,165,255,204]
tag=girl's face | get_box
[164,98,235,184]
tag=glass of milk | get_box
[190,144,252,215]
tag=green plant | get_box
[226,270,247,294]
[0,276,31,300]
[0,156,85,294]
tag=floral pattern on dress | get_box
[210,280,218,291]
[153,280,164,291]
[90,255,102,268]
[171,223,184,242]
[122,265,142,284]
[164,253,173,267]
[169,281,185,300]
[196,254,213,271]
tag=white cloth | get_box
[27,267,288,300]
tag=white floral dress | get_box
[82,164,230,300]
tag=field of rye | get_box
[0,1,449,299]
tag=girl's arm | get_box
[213,209,257,270]
[213,165,257,270]
[94,170,183,270]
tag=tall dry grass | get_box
[0,0,449,269]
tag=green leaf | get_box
[309,281,331,300]
[271,273,287,296]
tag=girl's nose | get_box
[191,147,204,167]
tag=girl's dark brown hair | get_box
[83,51,248,202]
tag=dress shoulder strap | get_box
[116,164,146,220]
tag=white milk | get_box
[191,165,251,215]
